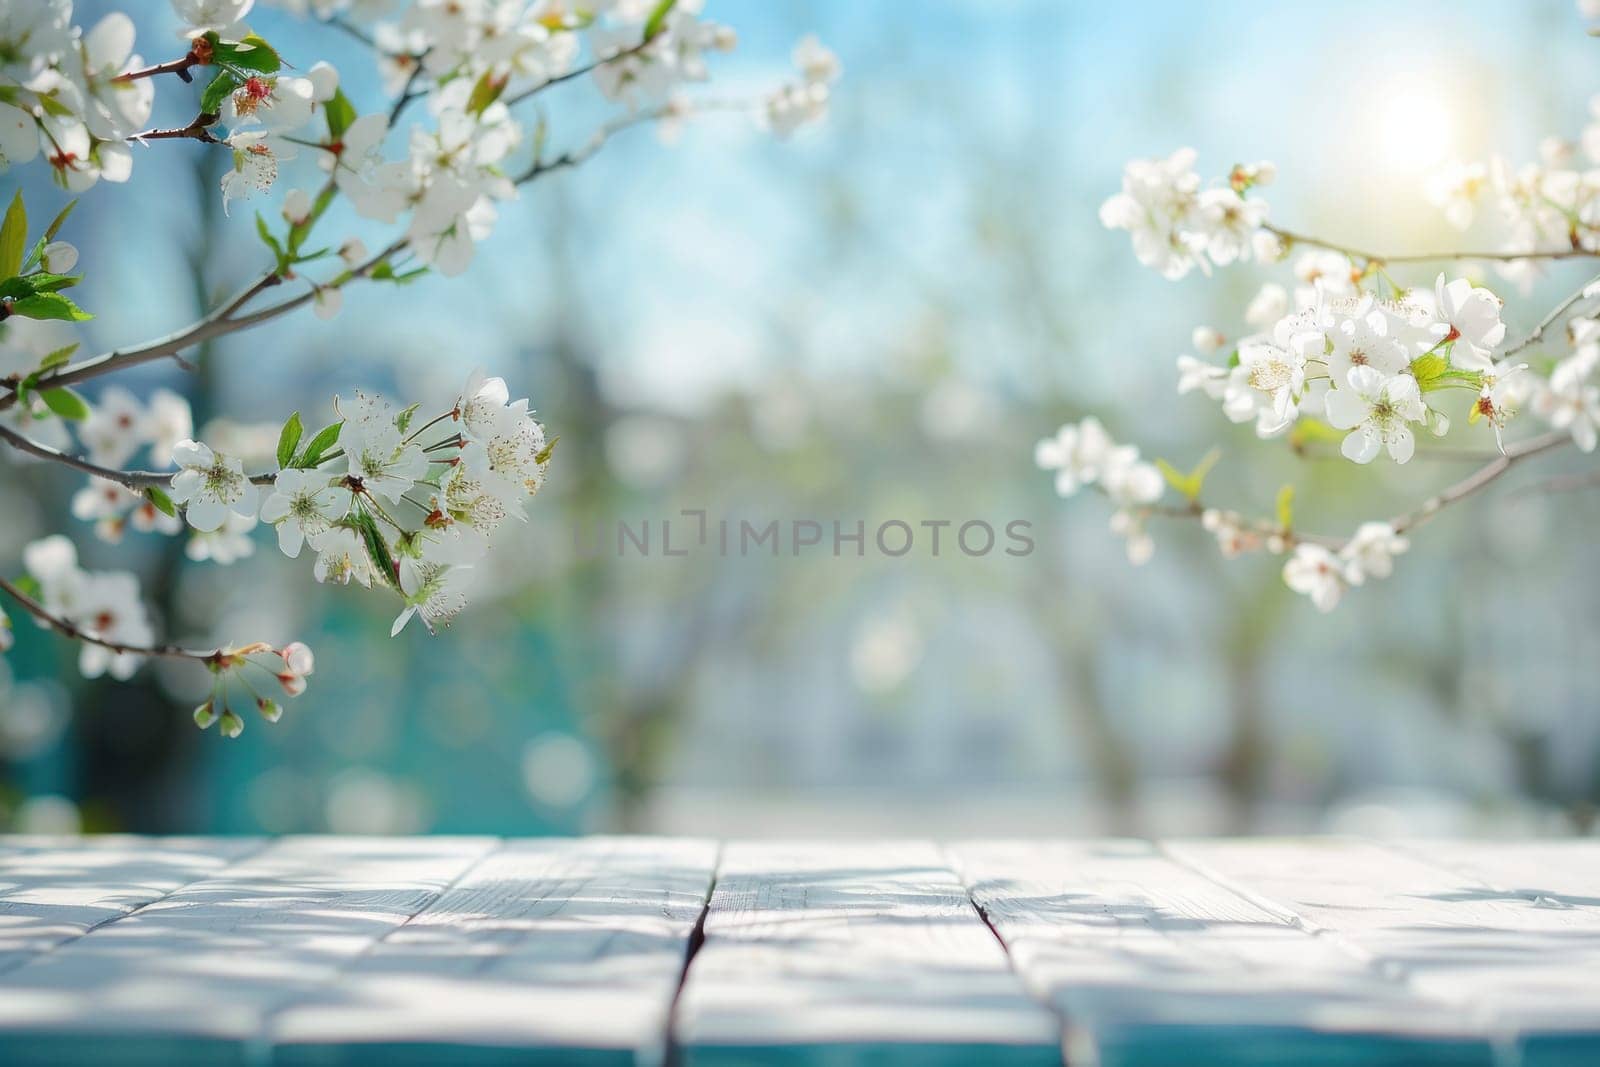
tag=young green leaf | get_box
[39,386,90,420]
[276,411,304,469]
[354,510,398,588]
[1275,484,1295,530]
[323,88,356,141]
[0,190,26,279]
[37,342,79,372]
[643,0,677,40]
[145,486,177,518]
[42,199,77,242]
[294,421,343,468]
[215,35,282,74]
[1154,448,1219,503]
[394,402,421,435]
[11,292,91,322]
[200,70,239,115]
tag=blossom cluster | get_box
[163,368,550,636]
[1,1,840,737]
[1050,64,1600,612]
[1033,417,1163,563]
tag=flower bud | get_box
[218,709,244,739]
[278,672,308,698]
[281,642,314,676]
[282,188,311,227]
[338,237,367,268]
[42,241,77,273]
[193,700,218,729]
[256,697,283,723]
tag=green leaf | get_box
[353,511,398,589]
[34,92,73,118]
[42,199,76,242]
[534,435,558,466]
[293,421,343,468]
[1154,448,1220,503]
[11,292,90,322]
[215,35,282,74]
[0,190,26,279]
[1275,484,1295,530]
[38,342,78,372]
[199,70,239,115]
[642,0,677,40]
[254,211,286,268]
[10,574,39,598]
[145,486,177,518]
[465,70,507,115]
[276,411,303,469]
[1226,348,1241,369]
[394,402,420,435]
[38,386,89,420]
[323,88,356,141]
[22,271,81,293]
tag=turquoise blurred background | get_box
[3,0,1600,837]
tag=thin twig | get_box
[0,422,276,489]
[1389,430,1572,535]
[114,49,205,84]
[503,36,658,107]
[128,113,224,146]
[1266,224,1600,267]
[1504,272,1600,357]
[0,576,220,662]
[1,100,715,412]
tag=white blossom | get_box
[169,439,259,532]
[260,468,346,557]
[1283,544,1346,612]
[1340,522,1408,584]
[1325,366,1427,464]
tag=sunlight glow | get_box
[1371,77,1462,178]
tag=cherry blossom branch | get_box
[0,272,285,413]
[0,101,712,414]
[1265,224,1600,267]
[1503,272,1600,357]
[1138,430,1572,551]
[503,36,660,107]
[1389,429,1572,535]
[127,113,224,146]
[0,423,276,490]
[0,576,220,662]
[114,46,207,85]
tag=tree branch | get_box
[1504,271,1600,357]
[0,576,220,663]
[1265,224,1600,267]
[0,422,276,489]
[1389,430,1572,534]
[128,113,224,146]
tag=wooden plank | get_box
[952,840,1490,1067]
[269,836,717,1066]
[674,840,1060,1067]
[1172,837,1600,1067]
[0,835,495,1066]
[0,835,264,975]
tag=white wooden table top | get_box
[0,836,1596,1066]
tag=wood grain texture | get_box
[0,835,264,976]
[1172,837,1600,1067]
[674,840,1060,1067]
[270,836,717,1066]
[0,835,494,1066]
[952,839,1490,1067]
